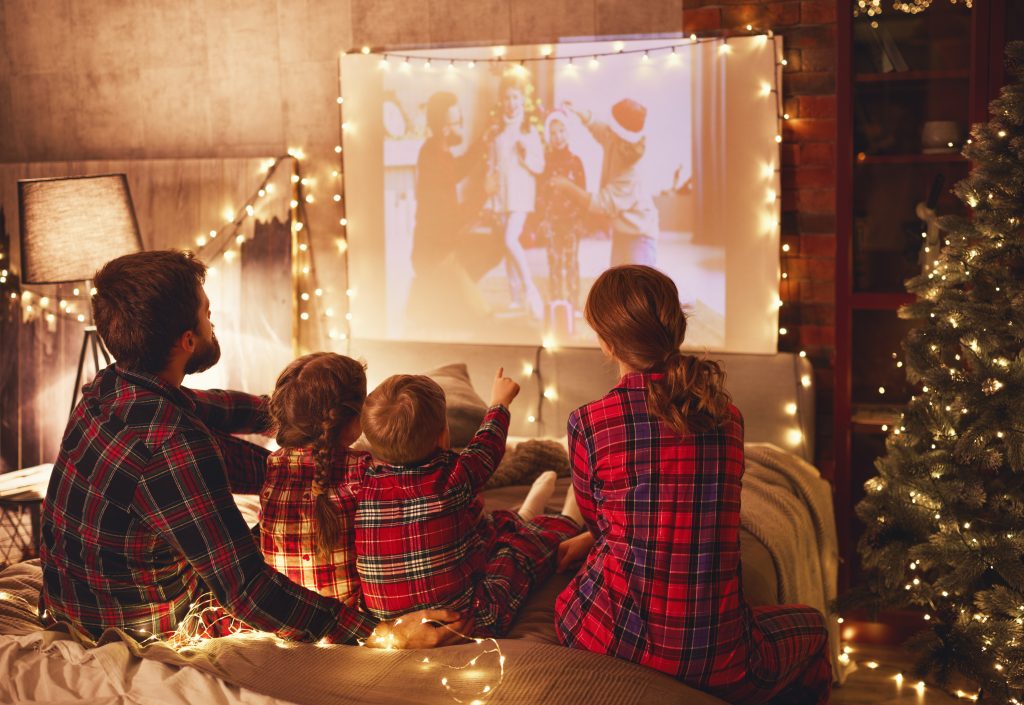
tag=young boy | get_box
[355,368,581,637]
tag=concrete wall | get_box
[0,1,680,162]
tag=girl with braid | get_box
[260,352,370,606]
[554,265,832,704]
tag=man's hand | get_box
[490,367,520,408]
[367,609,473,649]
[557,532,595,573]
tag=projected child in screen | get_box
[485,72,546,321]
[554,98,659,267]
[537,110,587,321]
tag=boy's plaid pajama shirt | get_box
[356,404,578,636]
[554,372,831,704]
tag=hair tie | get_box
[664,349,684,366]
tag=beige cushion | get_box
[424,362,489,448]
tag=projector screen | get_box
[340,37,781,352]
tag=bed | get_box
[0,346,840,704]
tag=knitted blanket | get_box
[741,442,846,682]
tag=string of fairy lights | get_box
[126,593,507,704]
[854,0,973,17]
[7,153,343,354]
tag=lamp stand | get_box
[71,326,111,416]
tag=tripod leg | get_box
[71,330,89,417]
[89,329,102,374]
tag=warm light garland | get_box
[854,0,973,17]
[8,153,336,355]
[143,594,506,703]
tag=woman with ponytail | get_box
[553,265,832,704]
[260,352,369,606]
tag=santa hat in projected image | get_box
[608,98,646,144]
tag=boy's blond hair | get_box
[361,374,447,465]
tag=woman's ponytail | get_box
[648,352,731,435]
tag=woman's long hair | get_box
[584,265,732,434]
[269,352,367,559]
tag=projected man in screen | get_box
[553,98,659,267]
[406,91,490,332]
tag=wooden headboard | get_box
[349,339,816,463]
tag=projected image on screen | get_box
[341,37,781,352]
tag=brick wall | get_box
[684,1,838,474]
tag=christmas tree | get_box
[853,41,1024,702]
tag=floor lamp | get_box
[17,174,143,416]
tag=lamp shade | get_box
[18,173,143,284]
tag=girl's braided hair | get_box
[269,352,367,559]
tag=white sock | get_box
[518,471,557,522]
[561,486,583,527]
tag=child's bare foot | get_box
[518,470,557,521]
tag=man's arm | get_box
[186,388,272,435]
[138,429,376,644]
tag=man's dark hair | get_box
[92,250,207,373]
[425,91,458,136]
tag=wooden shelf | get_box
[856,152,968,164]
[851,292,915,310]
[851,404,903,432]
[855,69,970,83]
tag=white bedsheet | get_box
[0,630,296,705]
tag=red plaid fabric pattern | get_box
[356,405,577,636]
[260,447,367,606]
[39,364,376,645]
[554,372,830,703]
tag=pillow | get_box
[424,362,489,449]
[485,439,571,489]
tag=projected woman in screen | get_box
[485,72,545,321]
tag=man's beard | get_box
[184,333,221,375]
